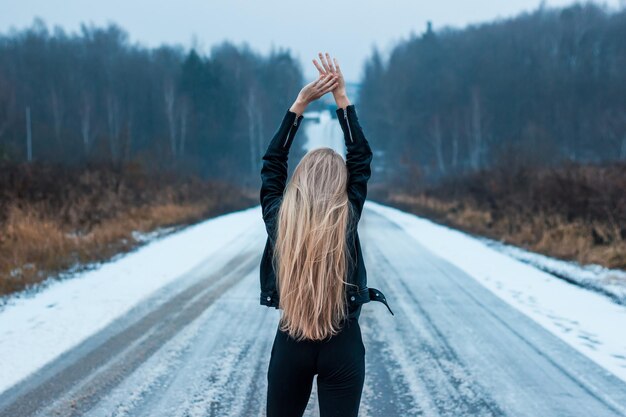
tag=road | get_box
[1,206,625,417]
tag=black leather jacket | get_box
[259,103,394,320]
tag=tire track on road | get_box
[1,243,261,417]
[4,205,626,416]
[360,207,626,417]
[363,243,503,417]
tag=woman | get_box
[259,52,394,417]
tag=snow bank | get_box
[0,205,261,395]
[483,239,626,305]
[367,201,626,383]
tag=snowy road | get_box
[1,206,625,417]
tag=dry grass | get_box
[372,163,626,270]
[0,162,256,297]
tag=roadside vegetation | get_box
[361,3,625,270]
[0,161,256,297]
[371,162,626,269]
[0,21,300,298]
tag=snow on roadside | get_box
[0,205,262,395]
[482,239,626,305]
[366,201,626,383]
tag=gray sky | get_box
[1,0,622,83]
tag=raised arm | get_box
[259,73,339,226]
[336,104,372,220]
[314,52,373,220]
[260,109,303,224]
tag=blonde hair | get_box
[273,147,356,341]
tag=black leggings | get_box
[266,318,366,417]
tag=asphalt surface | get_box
[1,207,625,417]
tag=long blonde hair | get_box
[273,147,356,341]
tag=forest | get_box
[0,20,302,295]
[359,3,626,184]
[0,19,303,185]
[360,3,626,268]
[1,3,625,296]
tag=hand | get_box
[289,73,338,116]
[312,52,351,108]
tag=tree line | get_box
[0,19,303,184]
[358,3,626,184]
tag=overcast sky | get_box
[1,0,622,83]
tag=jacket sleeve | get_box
[260,108,305,229]
[335,104,373,220]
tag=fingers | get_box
[318,51,332,73]
[313,73,334,87]
[325,52,337,72]
[333,57,342,74]
[312,58,326,75]
[313,81,338,99]
[317,73,337,90]
[316,52,341,78]
[305,69,338,101]
[322,81,338,94]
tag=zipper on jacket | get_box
[282,117,298,147]
[343,107,354,143]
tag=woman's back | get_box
[259,103,392,336]
[261,52,392,417]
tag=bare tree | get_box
[178,98,188,157]
[106,93,122,163]
[245,88,259,179]
[163,79,178,158]
[430,114,446,175]
[49,88,64,147]
[470,87,483,171]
